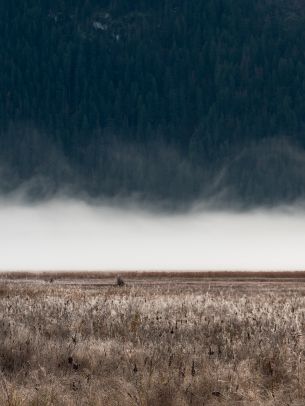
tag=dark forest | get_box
[1,0,305,206]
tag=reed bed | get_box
[0,278,304,405]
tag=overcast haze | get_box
[0,199,304,271]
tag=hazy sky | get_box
[1,198,305,271]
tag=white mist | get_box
[0,199,305,271]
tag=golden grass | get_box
[0,277,304,405]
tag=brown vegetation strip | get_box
[2,270,305,281]
[0,279,304,405]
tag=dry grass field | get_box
[0,273,305,405]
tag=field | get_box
[0,272,305,405]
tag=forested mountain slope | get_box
[2,0,305,206]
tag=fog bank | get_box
[1,199,305,271]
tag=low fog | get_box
[1,198,305,271]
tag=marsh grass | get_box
[0,279,304,405]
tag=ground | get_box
[0,272,304,405]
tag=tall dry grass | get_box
[0,278,304,405]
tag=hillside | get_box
[1,0,305,205]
